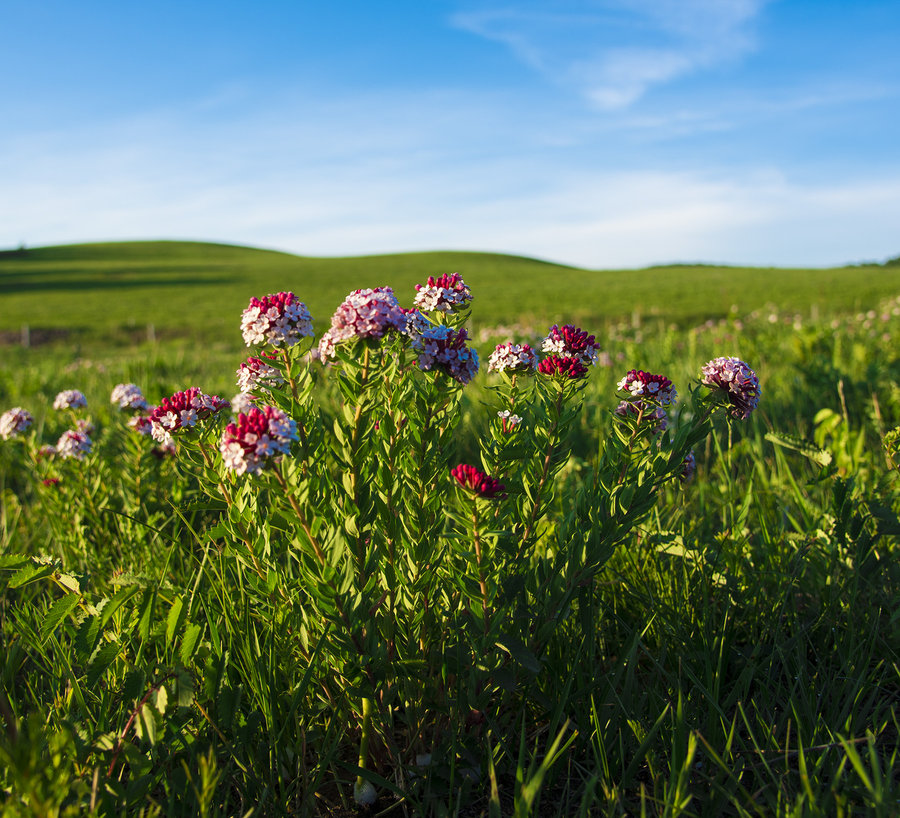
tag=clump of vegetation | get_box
[1,275,898,816]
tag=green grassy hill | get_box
[0,240,896,349]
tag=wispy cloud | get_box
[3,95,899,269]
[451,0,769,108]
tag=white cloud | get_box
[451,0,769,108]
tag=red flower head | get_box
[451,464,506,499]
[537,355,588,380]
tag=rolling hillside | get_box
[0,240,897,348]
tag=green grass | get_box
[1,242,899,816]
[2,241,898,351]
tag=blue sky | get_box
[2,0,899,268]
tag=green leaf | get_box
[7,561,55,589]
[41,593,81,642]
[166,596,185,647]
[180,623,203,666]
[496,636,541,674]
[134,703,157,745]
[153,684,168,715]
[99,586,141,629]
[87,640,121,687]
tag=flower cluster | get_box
[412,325,480,385]
[219,405,298,475]
[1,407,33,439]
[700,357,761,420]
[414,273,473,313]
[542,325,601,366]
[497,409,523,433]
[487,342,539,374]
[241,292,314,347]
[237,356,284,393]
[231,392,257,415]
[400,308,435,341]
[616,370,677,405]
[148,387,229,444]
[451,464,506,499]
[53,390,87,411]
[319,287,407,360]
[110,383,149,411]
[537,355,588,380]
[56,429,92,460]
[128,415,153,436]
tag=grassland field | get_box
[1,240,899,816]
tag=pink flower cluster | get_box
[56,429,92,460]
[487,342,539,374]
[414,273,473,313]
[0,407,33,439]
[318,287,407,360]
[241,292,314,347]
[412,325,480,385]
[537,355,588,380]
[237,356,284,393]
[148,387,229,444]
[231,392,257,415]
[700,357,761,420]
[219,405,298,475]
[111,383,149,411]
[542,325,601,366]
[451,463,506,499]
[616,370,677,405]
[53,390,87,411]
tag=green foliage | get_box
[1,269,899,816]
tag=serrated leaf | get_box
[75,613,101,658]
[180,623,203,666]
[154,684,168,715]
[137,589,155,642]
[41,593,81,642]
[7,561,55,589]
[87,640,121,687]
[0,554,30,570]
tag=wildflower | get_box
[76,418,95,436]
[400,307,435,341]
[0,407,33,439]
[53,390,87,410]
[231,392,256,415]
[679,451,697,483]
[241,292,314,347]
[412,325,480,385]
[42,477,60,487]
[128,415,153,436]
[37,444,56,459]
[451,464,506,499]
[219,405,298,475]
[110,383,149,411]
[541,325,601,366]
[487,342,539,374]
[237,356,284,393]
[615,400,668,433]
[148,387,229,444]
[413,273,473,313]
[700,357,761,419]
[537,355,588,380]
[56,429,92,460]
[497,409,523,433]
[616,370,677,406]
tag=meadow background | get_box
[1,241,899,816]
